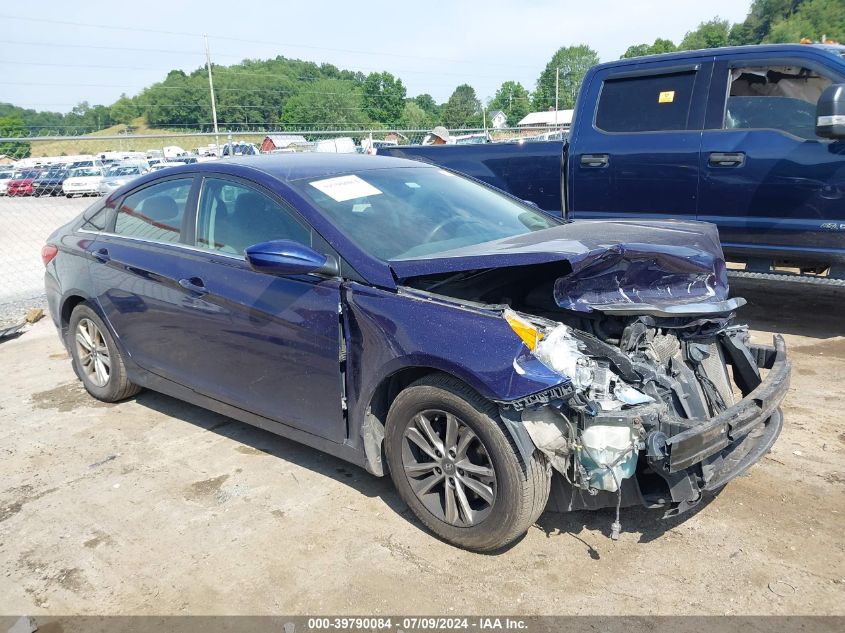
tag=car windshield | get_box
[292,167,560,260]
[13,170,40,179]
[106,165,141,176]
[70,167,102,177]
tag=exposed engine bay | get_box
[402,258,791,539]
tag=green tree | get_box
[280,79,370,128]
[766,0,845,43]
[679,18,732,50]
[141,70,208,128]
[487,80,530,127]
[362,72,406,125]
[399,101,435,129]
[729,0,803,45]
[533,44,599,111]
[621,38,677,59]
[0,115,31,159]
[441,84,482,128]
[413,93,439,115]
[110,94,139,126]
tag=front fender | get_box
[342,282,564,463]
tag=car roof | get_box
[215,153,433,182]
[592,43,845,71]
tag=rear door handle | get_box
[178,277,207,294]
[93,248,110,263]
[580,153,609,168]
[708,152,745,167]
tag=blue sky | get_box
[0,0,752,112]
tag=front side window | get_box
[196,178,312,255]
[291,167,559,260]
[596,71,697,132]
[724,65,835,140]
[115,178,193,243]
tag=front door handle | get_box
[708,152,745,167]
[93,248,110,263]
[178,277,207,294]
[580,153,610,168]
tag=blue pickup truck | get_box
[382,44,845,281]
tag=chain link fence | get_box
[0,125,567,324]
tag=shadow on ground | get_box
[730,278,845,339]
[136,390,406,517]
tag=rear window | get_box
[596,71,696,132]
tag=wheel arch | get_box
[359,363,536,477]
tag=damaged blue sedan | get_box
[43,154,790,551]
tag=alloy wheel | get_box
[75,318,111,387]
[401,409,497,527]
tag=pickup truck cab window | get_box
[724,65,834,140]
[596,70,697,133]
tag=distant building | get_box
[488,110,508,129]
[517,109,574,127]
[260,135,309,153]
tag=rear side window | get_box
[596,71,696,132]
[115,178,193,243]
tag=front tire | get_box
[68,303,141,402]
[385,374,550,551]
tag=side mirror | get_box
[245,240,339,277]
[817,83,845,139]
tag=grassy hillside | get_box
[29,118,266,158]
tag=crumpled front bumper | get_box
[547,334,790,516]
[667,334,789,475]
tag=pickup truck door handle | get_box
[178,277,207,294]
[580,153,609,168]
[708,152,745,167]
[92,248,110,263]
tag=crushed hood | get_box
[390,219,739,315]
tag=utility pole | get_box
[204,34,220,155]
[483,107,487,134]
[555,67,560,114]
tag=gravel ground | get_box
[0,277,843,616]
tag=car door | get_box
[90,175,203,382]
[170,175,346,442]
[570,61,711,222]
[698,54,845,259]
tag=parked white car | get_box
[0,167,14,195]
[97,163,150,195]
[62,167,105,197]
[149,161,187,172]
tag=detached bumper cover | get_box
[667,334,790,473]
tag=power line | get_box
[0,13,538,70]
[0,56,511,83]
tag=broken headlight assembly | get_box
[506,309,652,539]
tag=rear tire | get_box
[385,373,550,551]
[68,303,141,402]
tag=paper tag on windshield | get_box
[310,175,382,202]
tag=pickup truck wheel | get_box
[68,303,141,402]
[385,374,549,551]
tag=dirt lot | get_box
[0,278,843,616]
